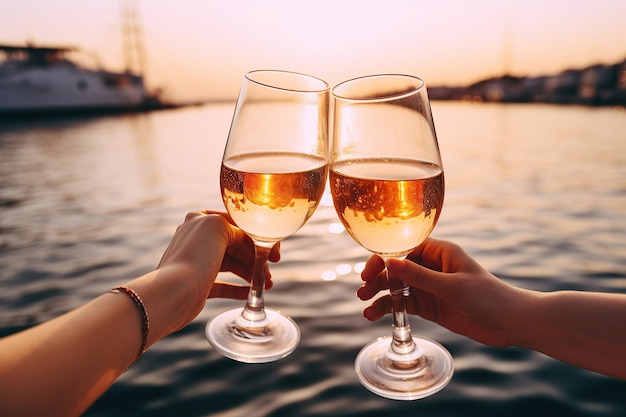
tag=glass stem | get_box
[239,242,272,325]
[386,265,418,357]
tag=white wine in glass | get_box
[206,70,329,363]
[330,74,453,399]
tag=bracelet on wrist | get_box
[110,286,150,362]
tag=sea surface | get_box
[1,102,625,416]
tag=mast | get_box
[121,0,147,77]
[502,10,513,77]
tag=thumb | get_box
[386,258,450,299]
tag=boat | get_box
[0,43,168,118]
[0,1,177,119]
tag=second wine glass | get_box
[330,74,453,399]
[206,70,329,363]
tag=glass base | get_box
[205,307,300,363]
[355,335,454,400]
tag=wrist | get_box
[125,265,205,348]
[505,288,546,349]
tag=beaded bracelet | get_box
[110,286,150,361]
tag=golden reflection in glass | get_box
[256,174,273,207]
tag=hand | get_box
[156,211,280,325]
[357,238,527,347]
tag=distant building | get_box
[428,58,626,107]
[579,64,616,104]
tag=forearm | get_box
[509,290,626,379]
[0,267,200,417]
[0,291,141,416]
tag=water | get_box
[1,102,625,416]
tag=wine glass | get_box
[330,74,453,399]
[205,70,329,363]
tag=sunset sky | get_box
[2,0,626,102]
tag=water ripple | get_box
[1,103,625,416]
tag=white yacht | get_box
[0,43,162,117]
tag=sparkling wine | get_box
[330,158,444,257]
[221,152,328,242]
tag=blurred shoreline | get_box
[429,57,626,107]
